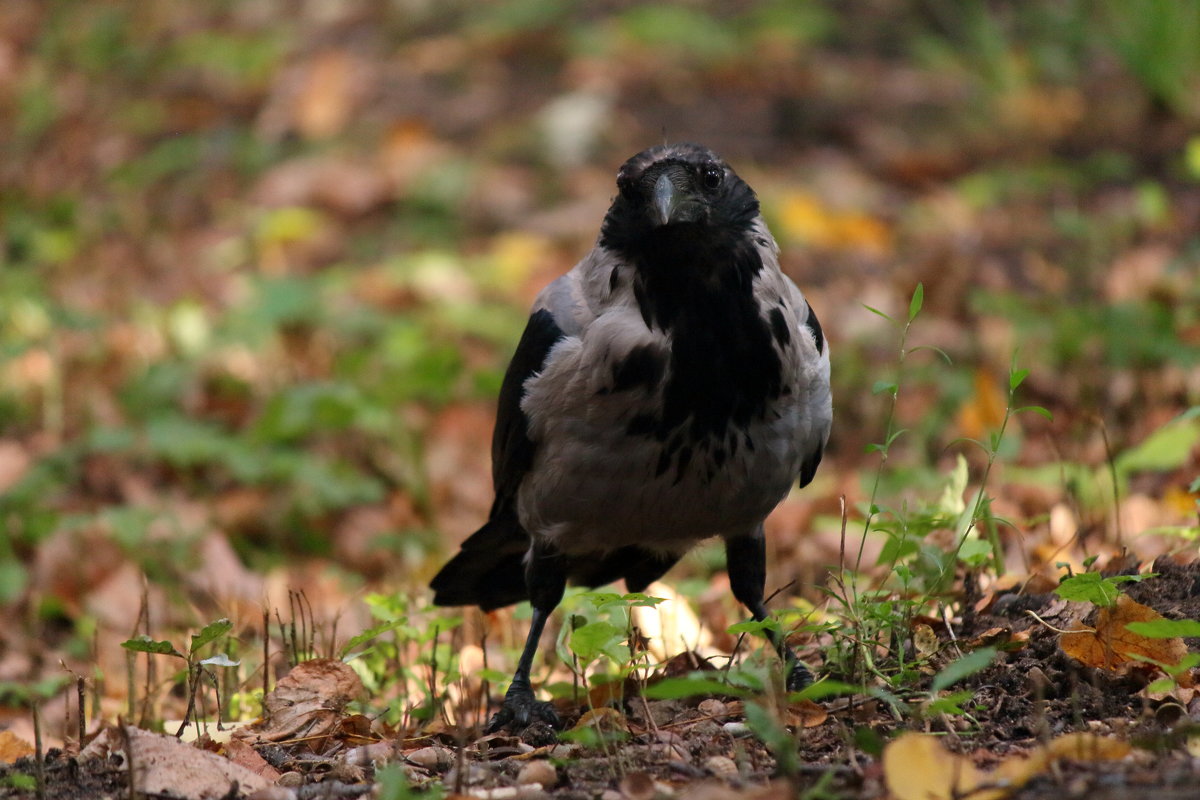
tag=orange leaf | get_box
[1060,594,1189,674]
[0,731,34,764]
[785,699,828,729]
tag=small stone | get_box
[344,741,396,766]
[619,771,655,800]
[247,787,296,800]
[475,788,519,800]
[406,745,453,770]
[445,762,492,787]
[1025,666,1051,696]
[517,760,557,788]
[704,755,738,780]
[721,721,751,737]
[275,772,304,787]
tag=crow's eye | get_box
[702,164,723,191]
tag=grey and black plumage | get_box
[431,143,832,731]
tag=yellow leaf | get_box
[882,733,999,800]
[884,732,1131,800]
[1043,733,1131,761]
[913,623,940,659]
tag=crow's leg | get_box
[726,525,812,691]
[486,539,567,732]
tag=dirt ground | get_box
[4,558,1199,800]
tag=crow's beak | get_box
[653,173,681,227]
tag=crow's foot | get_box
[486,688,561,734]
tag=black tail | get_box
[430,515,530,611]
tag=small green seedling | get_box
[121,617,239,736]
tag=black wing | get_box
[489,308,566,515]
[430,308,565,609]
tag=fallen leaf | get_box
[884,731,1132,800]
[913,623,940,659]
[785,699,828,728]
[588,675,626,708]
[234,659,364,751]
[0,730,34,763]
[1060,594,1190,676]
[569,707,626,736]
[80,726,271,798]
[882,732,994,800]
[223,737,282,782]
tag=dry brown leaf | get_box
[0,730,34,763]
[587,675,625,708]
[965,627,1030,652]
[570,707,626,736]
[992,733,1131,787]
[785,699,828,728]
[223,737,282,782]
[1059,594,1189,675]
[233,659,364,750]
[884,731,1132,800]
[80,726,271,798]
[913,623,940,659]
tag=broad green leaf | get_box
[791,679,859,702]
[339,618,407,659]
[1008,368,1029,392]
[1054,572,1147,607]
[122,636,184,659]
[925,689,973,715]
[956,538,993,567]
[190,619,232,657]
[1125,619,1200,638]
[582,591,625,610]
[931,647,996,693]
[727,618,779,636]
[568,620,626,666]
[872,380,898,396]
[1116,417,1200,475]
[643,676,748,700]
[621,592,665,608]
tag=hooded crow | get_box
[430,143,832,731]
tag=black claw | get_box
[486,688,561,733]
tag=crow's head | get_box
[599,143,761,260]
